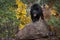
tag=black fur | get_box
[30,4,44,22]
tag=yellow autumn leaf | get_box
[27,17,31,22]
[18,1,24,8]
[19,24,25,30]
[16,8,22,14]
[20,15,26,19]
[16,0,19,4]
[51,9,57,15]
[16,14,21,19]
[21,9,27,15]
[45,4,49,9]
[23,4,27,9]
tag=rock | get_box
[15,19,57,40]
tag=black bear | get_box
[30,4,44,22]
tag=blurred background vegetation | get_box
[0,0,60,39]
[0,0,19,39]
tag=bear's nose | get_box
[33,13,37,17]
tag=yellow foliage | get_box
[16,8,22,14]
[45,4,57,16]
[51,9,57,15]
[16,0,31,30]
[20,15,31,23]
[45,4,49,9]
[16,0,21,5]
[16,0,19,4]
[16,14,21,19]
[18,2,24,8]
[16,0,27,8]
[19,24,25,30]
[21,9,27,15]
